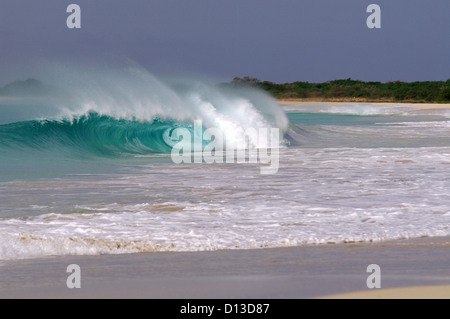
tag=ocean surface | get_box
[1,69,449,261]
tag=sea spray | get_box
[169,120,281,174]
[0,64,289,158]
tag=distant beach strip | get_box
[227,77,450,104]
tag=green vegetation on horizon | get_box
[230,77,450,103]
[2,77,450,103]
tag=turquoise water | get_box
[0,70,449,260]
[287,112,387,126]
[286,111,450,148]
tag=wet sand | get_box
[1,236,449,299]
[1,100,449,299]
[321,285,450,299]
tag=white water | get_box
[10,64,289,136]
[1,144,449,260]
[0,67,449,260]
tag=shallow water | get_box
[1,75,449,260]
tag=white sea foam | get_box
[40,64,289,144]
[281,103,412,115]
[1,70,449,260]
[1,147,449,260]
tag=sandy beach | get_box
[277,100,450,110]
[1,101,449,300]
[1,236,449,299]
[1,0,449,306]
[322,285,450,299]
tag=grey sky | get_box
[0,0,449,85]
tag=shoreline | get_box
[1,236,449,299]
[321,285,450,299]
[276,99,450,110]
[276,97,450,104]
[1,99,449,299]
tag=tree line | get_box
[229,77,450,103]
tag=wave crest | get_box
[0,65,288,156]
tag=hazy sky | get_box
[0,0,449,84]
